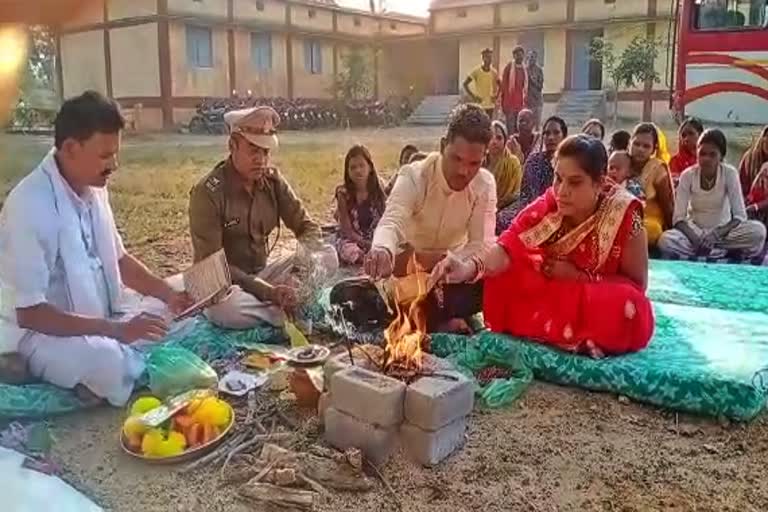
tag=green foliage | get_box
[589,35,661,121]
[331,48,373,101]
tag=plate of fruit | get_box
[120,391,235,463]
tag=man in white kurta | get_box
[0,91,189,405]
[364,104,496,330]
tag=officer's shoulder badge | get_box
[205,175,222,193]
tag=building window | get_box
[527,1,539,11]
[304,40,323,74]
[255,0,265,11]
[354,16,362,26]
[186,25,213,68]
[694,0,766,30]
[308,8,316,18]
[389,22,397,30]
[251,32,272,72]
[457,8,467,18]
[604,0,615,4]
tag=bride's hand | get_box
[429,254,477,287]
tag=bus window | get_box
[694,0,768,30]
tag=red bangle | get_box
[469,255,485,283]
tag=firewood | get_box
[238,483,315,510]
[260,443,373,492]
[273,468,297,486]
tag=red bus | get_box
[672,0,768,124]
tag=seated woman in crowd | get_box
[486,120,523,233]
[669,117,704,186]
[384,144,419,195]
[507,109,541,164]
[582,118,606,141]
[738,126,768,197]
[658,129,766,259]
[630,123,675,246]
[334,145,387,265]
[609,130,631,152]
[431,135,653,357]
[496,116,568,233]
[608,150,645,201]
[746,162,768,225]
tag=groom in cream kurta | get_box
[0,91,189,405]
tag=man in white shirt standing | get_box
[364,104,497,332]
[0,91,191,405]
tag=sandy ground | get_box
[51,379,768,512]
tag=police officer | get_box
[188,106,324,329]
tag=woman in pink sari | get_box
[431,135,654,357]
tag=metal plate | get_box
[285,345,331,366]
[120,402,235,464]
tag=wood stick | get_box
[250,458,280,484]
[298,472,331,497]
[179,431,247,474]
[365,458,402,512]
[239,483,315,510]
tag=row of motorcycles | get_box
[188,95,412,135]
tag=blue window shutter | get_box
[251,33,272,71]
[313,42,322,74]
[186,25,213,68]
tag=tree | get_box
[331,48,373,102]
[589,35,661,123]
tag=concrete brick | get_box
[317,392,331,426]
[323,351,375,388]
[330,367,406,427]
[404,370,474,431]
[324,407,398,466]
[400,416,468,467]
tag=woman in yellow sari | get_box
[487,120,523,233]
[630,123,674,246]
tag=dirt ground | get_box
[53,382,768,512]
[2,125,767,511]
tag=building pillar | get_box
[227,0,236,94]
[103,0,113,97]
[373,46,379,100]
[157,0,173,128]
[286,6,294,99]
[55,32,64,101]
[643,0,658,121]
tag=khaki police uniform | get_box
[187,106,326,329]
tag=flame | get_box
[383,268,429,374]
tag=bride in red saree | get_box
[431,135,654,357]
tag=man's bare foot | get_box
[74,384,104,406]
[435,317,472,334]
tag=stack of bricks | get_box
[320,352,474,467]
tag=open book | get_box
[174,249,232,321]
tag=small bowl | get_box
[120,402,235,464]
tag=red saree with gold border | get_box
[484,186,654,355]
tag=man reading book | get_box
[0,91,192,405]
[188,106,329,329]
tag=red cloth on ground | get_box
[483,186,654,355]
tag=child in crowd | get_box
[334,145,387,265]
[385,144,420,194]
[669,118,704,185]
[608,150,645,201]
[609,130,631,152]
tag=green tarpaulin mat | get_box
[0,318,285,419]
[432,260,768,421]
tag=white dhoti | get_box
[658,220,767,259]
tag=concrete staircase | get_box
[406,95,462,126]
[554,90,607,129]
